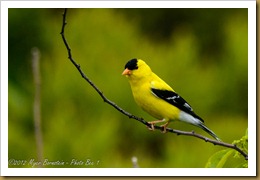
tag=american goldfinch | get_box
[122,58,221,141]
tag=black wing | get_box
[151,88,204,122]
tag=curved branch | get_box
[60,8,248,161]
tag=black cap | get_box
[124,58,138,70]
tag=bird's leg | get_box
[160,122,169,133]
[147,119,166,131]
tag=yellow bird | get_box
[122,58,221,141]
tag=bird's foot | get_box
[147,119,166,132]
[147,122,155,131]
[160,122,169,133]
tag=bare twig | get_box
[60,8,248,160]
[32,47,44,167]
[131,156,139,168]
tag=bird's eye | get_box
[125,58,138,70]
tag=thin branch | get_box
[32,47,44,166]
[131,156,139,168]
[60,8,248,161]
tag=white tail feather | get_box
[179,111,221,141]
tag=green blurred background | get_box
[8,8,248,168]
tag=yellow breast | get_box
[130,80,180,121]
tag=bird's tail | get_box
[197,122,221,142]
[179,111,221,141]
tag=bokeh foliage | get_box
[206,128,248,168]
[8,8,248,168]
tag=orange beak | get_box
[122,68,131,75]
